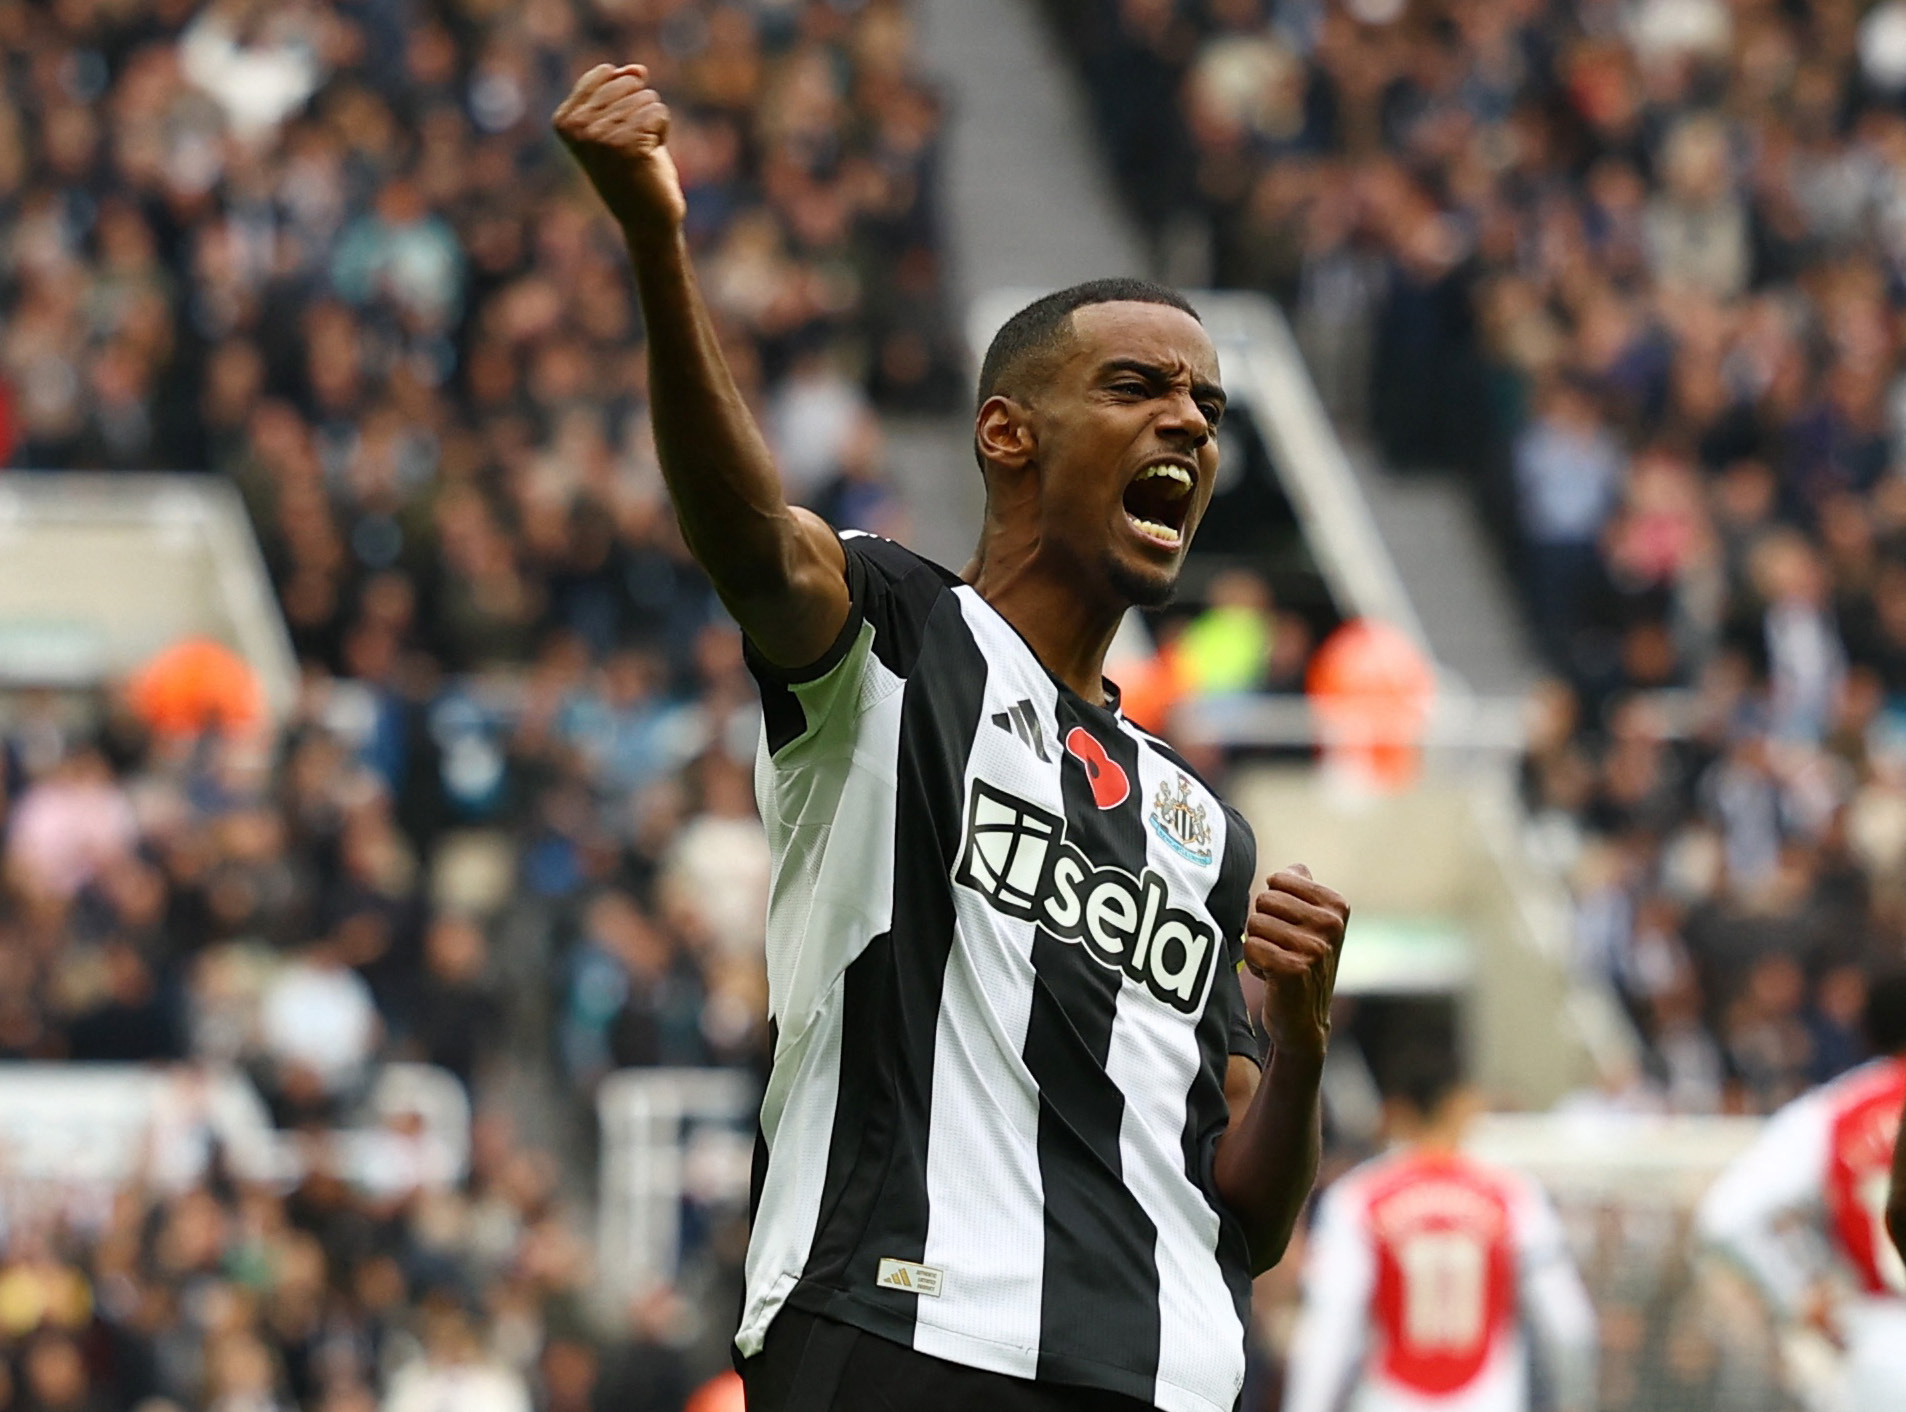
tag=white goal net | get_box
[1464,1113,1835,1412]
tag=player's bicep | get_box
[749,530,942,761]
[728,507,852,673]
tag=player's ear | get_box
[975,394,1034,475]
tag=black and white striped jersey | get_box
[738,533,1264,1412]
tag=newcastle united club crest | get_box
[1149,775,1213,866]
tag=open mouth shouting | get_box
[1121,459,1196,550]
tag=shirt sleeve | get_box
[1695,1088,1833,1318]
[1283,1176,1374,1412]
[1224,957,1266,1066]
[1513,1176,1598,1412]
[745,532,950,759]
[1217,808,1265,1064]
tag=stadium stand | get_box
[1045,0,1906,1125]
[0,0,955,1406]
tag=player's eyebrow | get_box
[1101,358,1227,412]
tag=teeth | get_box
[1127,514,1182,545]
[1135,463,1194,497]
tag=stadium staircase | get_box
[888,0,1150,569]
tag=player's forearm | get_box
[557,65,846,667]
[1227,865,1344,1272]
[626,226,803,604]
[1213,1045,1323,1275]
[1701,1215,1815,1319]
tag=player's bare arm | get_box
[553,64,848,669]
[1213,864,1347,1274]
[1889,1086,1906,1263]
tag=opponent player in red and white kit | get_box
[1283,1055,1597,1412]
[1698,971,1906,1412]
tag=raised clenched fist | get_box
[1244,864,1349,1060]
[552,63,687,235]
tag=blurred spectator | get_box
[406,916,502,1093]
[1176,569,1279,696]
[380,1290,529,1412]
[5,748,137,903]
[766,349,874,505]
[555,649,685,801]
[66,941,181,1063]
[1808,962,1871,1083]
[1111,569,1305,734]
[126,640,269,745]
[1513,379,1622,670]
[561,890,706,1086]
[1645,115,1751,301]
[681,1371,745,1412]
[1754,533,1846,745]
[330,179,463,330]
[593,1293,692,1412]
[1723,953,1815,1110]
[656,757,768,964]
[257,936,379,1124]
[1646,976,1726,1114]
[21,1330,112,1412]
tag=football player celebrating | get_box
[553,63,1350,1412]
[1699,971,1906,1411]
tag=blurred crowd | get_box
[0,688,741,1399]
[0,1091,687,1412]
[14,0,1898,1400]
[1051,0,1906,1119]
[0,0,956,1406]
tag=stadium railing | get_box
[0,1061,470,1219]
[596,1068,758,1313]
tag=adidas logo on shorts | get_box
[875,1258,944,1297]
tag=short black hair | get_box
[1378,1042,1466,1120]
[1865,970,1906,1055]
[976,278,1200,412]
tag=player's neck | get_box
[1410,1117,1469,1156]
[965,551,1123,707]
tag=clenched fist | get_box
[553,63,687,235]
[1244,865,1348,1060]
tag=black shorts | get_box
[741,1308,1156,1412]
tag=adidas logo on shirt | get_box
[954,779,1218,1015]
[991,698,1050,761]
